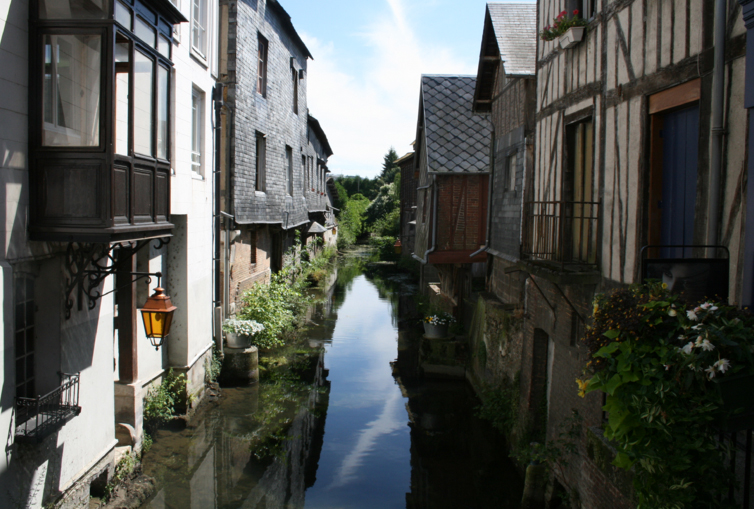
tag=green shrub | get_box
[143,369,185,433]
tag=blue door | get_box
[660,104,699,257]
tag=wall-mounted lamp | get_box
[140,287,177,350]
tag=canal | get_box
[140,255,523,508]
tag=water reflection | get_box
[141,256,522,509]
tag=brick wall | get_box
[229,226,271,310]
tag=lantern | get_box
[394,239,402,254]
[140,288,177,350]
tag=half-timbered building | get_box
[412,75,491,313]
[397,150,417,259]
[524,0,750,505]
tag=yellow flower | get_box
[576,378,589,398]
[662,283,668,289]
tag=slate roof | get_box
[421,75,492,173]
[487,3,536,76]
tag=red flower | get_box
[573,9,579,15]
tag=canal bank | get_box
[132,252,522,508]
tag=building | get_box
[519,0,749,505]
[218,0,314,316]
[304,114,336,249]
[396,150,417,259]
[412,75,492,314]
[0,0,219,506]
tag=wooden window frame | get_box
[255,132,266,192]
[257,33,268,97]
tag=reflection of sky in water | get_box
[305,276,410,509]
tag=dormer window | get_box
[29,0,186,244]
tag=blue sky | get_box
[279,0,535,178]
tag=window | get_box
[257,34,268,97]
[564,118,596,263]
[255,133,266,191]
[134,50,154,155]
[171,0,181,42]
[292,66,298,114]
[43,34,102,146]
[15,276,35,399]
[191,0,208,58]
[302,155,307,190]
[286,146,293,196]
[566,0,596,20]
[191,87,204,175]
[506,152,517,191]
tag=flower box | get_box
[423,322,449,339]
[559,26,585,49]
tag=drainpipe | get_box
[412,175,438,263]
[707,0,727,253]
[470,143,495,259]
[212,85,223,346]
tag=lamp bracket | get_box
[64,237,171,319]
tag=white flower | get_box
[700,302,712,310]
[668,308,678,317]
[691,324,702,331]
[711,306,718,311]
[687,310,699,321]
[715,358,731,373]
[695,336,704,346]
[705,366,717,379]
[682,342,695,355]
[664,364,671,371]
[700,340,715,352]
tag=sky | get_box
[278,0,535,179]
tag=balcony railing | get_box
[522,200,600,269]
[15,372,81,444]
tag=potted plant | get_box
[423,313,455,339]
[540,10,588,49]
[222,318,264,349]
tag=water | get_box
[141,257,522,509]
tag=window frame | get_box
[257,33,268,97]
[191,86,204,176]
[285,145,294,196]
[292,66,298,114]
[191,0,208,60]
[255,132,266,192]
[14,275,36,400]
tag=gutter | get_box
[707,0,727,252]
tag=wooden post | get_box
[117,249,138,383]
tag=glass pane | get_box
[14,278,24,303]
[157,66,169,160]
[26,355,34,383]
[16,359,25,385]
[192,0,207,56]
[26,328,34,354]
[43,34,101,147]
[191,91,202,171]
[158,35,170,58]
[40,0,107,19]
[25,301,34,326]
[133,50,154,156]
[15,331,25,357]
[115,40,130,155]
[15,304,23,329]
[135,16,156,48]
[114,1,131,29]
[26,278,34,300]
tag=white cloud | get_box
[302,0,474,178]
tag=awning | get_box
[308,221,327,234]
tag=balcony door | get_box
[564,118,596,264]
[648,80,701,259]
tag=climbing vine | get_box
[580,281,754,508]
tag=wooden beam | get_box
[649,78,701,114]
[427,250,487,264]
[117,250,138,383]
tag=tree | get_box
[381,147,400,184]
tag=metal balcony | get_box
[522,201,600,269]
[15,372,81,444]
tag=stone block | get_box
[221,345,259,383]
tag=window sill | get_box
[255,191,267,197]
[190,47,209,68]
[192,171,205,181]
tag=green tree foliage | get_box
[380,147,400,184]
[333,181,349,211]
[336,193,370,249]
[337,175,380,201]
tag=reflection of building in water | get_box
[144,349,330,509]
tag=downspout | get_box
[707,0,727,252]
[212,85,223,347]
[471,126,495,259]
[412,175,438,263]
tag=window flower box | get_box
[559,26,585,49]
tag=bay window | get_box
[29,0,186,243]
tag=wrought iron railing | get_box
[522,200,600,268]
[15,372,81,444]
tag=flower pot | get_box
[225,331,252,349]
[559,26,585,49]
[714,373,754,431]
[424,322,449,339]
